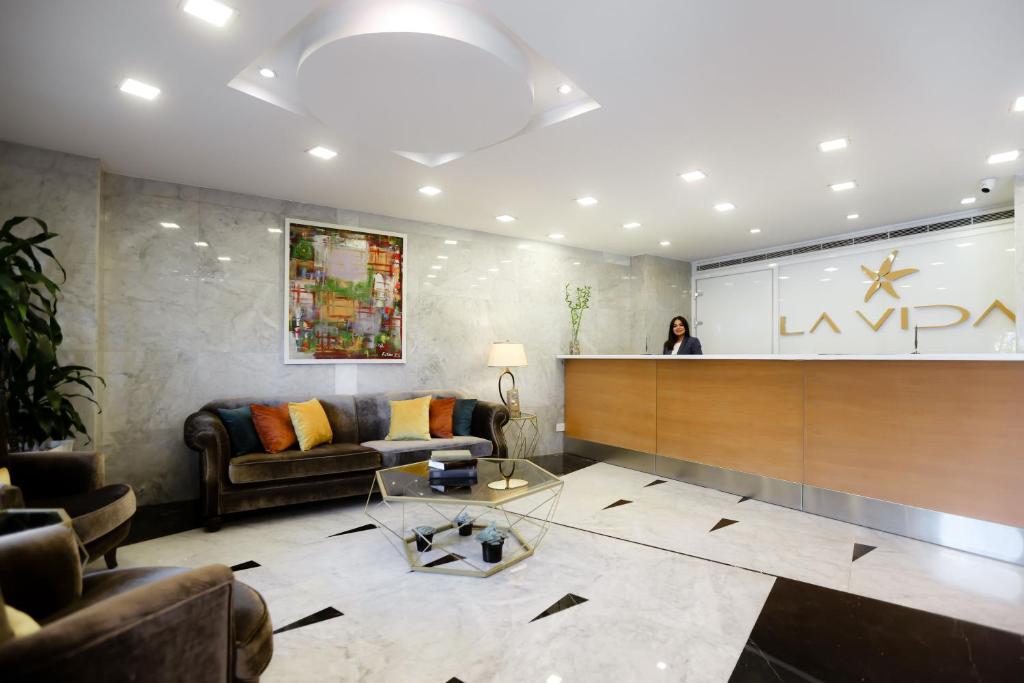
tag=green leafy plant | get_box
[564,283,593,347]
[1,216,103,451]
[475,522,507,545]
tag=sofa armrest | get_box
[184,411,232,520]
[0,564,236,683]
[0,484,25,510]
[471,400,510,458]
[6,451,104,499]
[0,525,82,620]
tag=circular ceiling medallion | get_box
[297,31,534,154]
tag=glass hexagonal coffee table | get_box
[364,458,563,577]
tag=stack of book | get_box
[428,451,477,492]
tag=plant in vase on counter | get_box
[564,283,592,355]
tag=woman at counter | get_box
[663,316,703,355]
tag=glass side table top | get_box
[376,458,560,504]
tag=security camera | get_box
[980,177,996,193]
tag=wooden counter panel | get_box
[564,359,657,453]
[656,361,804,482]
[805,361,1024,528]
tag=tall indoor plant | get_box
[564,283,592,355]
[1,216,102,451]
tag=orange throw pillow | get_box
[250,403,297,453]
[429,397,457,438]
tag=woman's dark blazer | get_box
[662,337,703,355]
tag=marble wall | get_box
[0,141,101,445]
[1016,175,1023,349]
[629,255,693,354]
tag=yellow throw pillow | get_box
[385,396,432,441]
[4,604,40,638]
[0,467,9,486]
[288,399,334,451]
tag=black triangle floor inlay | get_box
[644,479,668,487]
[424,553,465,568]
[328,523,377,537]
[710,518,739,532]
[603,499,633,510]
[446,678,466,683]
[229,560,260,572]
[852,543,877,562]
[737,496,752,503]
[273,607,343,634]
[530,593,589,622]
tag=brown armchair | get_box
[2,449,136,568]
[0,524,273,682]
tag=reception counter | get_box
[561,354,1024,564]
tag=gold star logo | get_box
[861,250,918,302]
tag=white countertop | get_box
[557,353,1024,361]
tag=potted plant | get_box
[476,523,508,563]
[413,525,436,552]
[454,511,473,536]
[1,217,103,452]
[564,283,592,355]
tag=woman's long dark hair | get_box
[663,316,690,352]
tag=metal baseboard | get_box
[565,438,1024,566]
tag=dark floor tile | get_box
[737,496,752,504]
[729,577,1024,683]
[527,452,598,475]
[273,607,344,634]
[328,523,377,537]
[123,500,201,545]
[445,678,466,683]
[710,518,739,532]
[531,593,589,622]
[645,479,668,487]
[230,560,260,572]
[852,543,876,562]
[603,499,633,510]
[423,553,465,568]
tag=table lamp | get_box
[487,341,527,418]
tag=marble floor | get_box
[115,456,1024,682]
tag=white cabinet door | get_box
[694,270,773,354]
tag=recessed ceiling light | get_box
[418,186,442,196]
[119,78,160,100]
[749,228,761,234]
[183,0,235,27]
[431,265,442,270]
[714,202,735,212]
[477,277,487,281]
[960,196,976,205]
[194,241,208,247]
[500,259,513,263]
[488,267,499,272]
[931,261,944,266]
[818,137,849,152]
[820,278,832,282]
[496,215,516,223]
[824,266,838,272]
[659,240,671,246]
[768,262,777,267]
[956,242,974,248]
[779,275,791,280]
[937,286,948,290]
[548,233,565,239]
[557,84,573,95]
[444,239,458,245]
[427,274,437,279]
[1007,247,1016,252]
[829,180,857,192]
[987,150,1020,164]
[436,255,448,260]
[623,222,641,229]
[575,196,598,206]
[680,170,706,183]
[307,146,337,160]
[846,213,860,220]
[258,67,276,79]
[1013,96,1024,112]
[160,222,180,229]
[217,255,231,261]
[267,227,283,233]
[572,261,581,266]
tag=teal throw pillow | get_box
[217,406,263,456]
[452,399,477,436]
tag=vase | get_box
[482,541,504,563]
[414,531,434,552]
[568,338,581,355]
[458,523,473,537]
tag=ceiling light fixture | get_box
[488,268,499,272]
[431,265,442,270]
[829,180,857,192]
[217,256,231,261]
[820,278,832,282]
[956,242,974,248]
[572,261,580,266]
[307,146,337,160]
[623,222,641,229]
[679,170,706,183]
[436,255,448,260]
[477,277,487,281]
[659,240,671,246]
[495,215,516,223]
[818,137,849,152]
[160,222,180,229]
[931,261,944,266]
[779,275,791,280]
[444,240,458,245]
[987,150,1020,164]
[749,228,761,234]
[258,67,276,79]
[548,233,565,239]
[557,84,573,95]
[194,241,208,247]
[846,213,860,220]
[960,196,976,205]
[119,78,160,100]
[427,274,437,278]
[575,196,598,206]
[1013,96,1024,112]
[824,266,838,272]
[714,202,735,212]
[418,186,442,196]
[183,0,235,27]
[267,227,282,233]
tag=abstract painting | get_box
[284,219,405,363]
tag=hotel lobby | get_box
[1,1,1023,681]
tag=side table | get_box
[503,411,539,460]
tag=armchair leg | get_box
[205,516,223,533]
[104,547,119,569]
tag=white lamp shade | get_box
[487,342,528,368]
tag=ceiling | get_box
[0,0,1022,260]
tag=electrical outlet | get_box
[555,422,565,432]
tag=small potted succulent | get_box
[454,511,473,536]
[413,525,436,552]
[476,523,508,563]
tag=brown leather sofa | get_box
[185,391,509,531]
[0,524,272,682]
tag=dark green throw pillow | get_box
[217,406,263,456]
[452,399,477,436]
